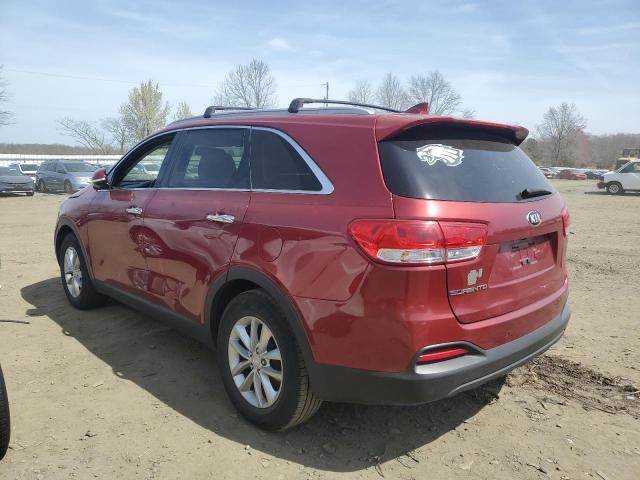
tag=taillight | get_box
[561,209,570,237]
[349,220,487,266]
[440,222,488,262]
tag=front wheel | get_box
[606,182,623,195]
[37,180,47,192]
[59,234,106,309]
[217,290,322,430]
[64,181,73,194]
[0,364,10,461]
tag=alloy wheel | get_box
[228,316,283,408]
[63,246,83,298]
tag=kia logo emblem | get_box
[527,211,542,226]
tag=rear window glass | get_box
[379,130,554,203]
[250,130,322,191]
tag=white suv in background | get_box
[598,160,640,194]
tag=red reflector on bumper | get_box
[417,347,468,364]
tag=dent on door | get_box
[87,189,157,295]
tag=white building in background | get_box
[0,154,121,167]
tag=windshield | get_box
[379,132,555,203]
[0,167,21,176]
[62,162,97,173]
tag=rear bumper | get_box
[0,187,34,193]
[308,302,570,405]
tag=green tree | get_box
[119,80,170,142]
[173,101,193,121]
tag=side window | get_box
[250,130,322,191]
[166,128,249,189]
[56,164,66,174]
[114,136,174,188]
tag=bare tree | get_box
[214,59,277,108]
[348,80,375,104]
[101,117,129,153]
[376,73,408,110]
[537,102,587,167]
[0,65,13,126]
[459,107,476,119]
[173,101,194,121]
[56,118,114,154]
[407,71,463,116]
[119,80,170,143]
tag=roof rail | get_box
[203,105,255,118]
[288,98,400,114]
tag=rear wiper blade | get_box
[518,188,553,199]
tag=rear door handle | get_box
[126,207,143,215]
[206,213,235,224]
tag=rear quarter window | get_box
[379,130,554,203]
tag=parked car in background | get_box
[0,363,9,461]
[0,166,35,196]
[585,170,605,180]
[556,169,587,180]
[35,160,98,193]
[9,162,40,178]
[598,160,640,194]
[54,98,571,430]
[539,167,556,179]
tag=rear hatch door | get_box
[378,121,568,323]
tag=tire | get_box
[59,234,106,309]
[217,290,322,431]
[606,182,623,195]
[0,364,10,461]
[37,180,47,193]
[26,192,34,197]
[64,181,73,194]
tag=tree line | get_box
[0,62,635,167]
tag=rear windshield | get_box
[63,162,97,173]
[379,130,554,203]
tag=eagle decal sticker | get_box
[416,144,464,167]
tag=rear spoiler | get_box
[375,116,529,145]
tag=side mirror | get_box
[91,168,109,189]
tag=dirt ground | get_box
[0,180,638,480]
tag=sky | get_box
[0,0,638,144]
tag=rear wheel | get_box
[37,180,47,192]
[64,181,73,194]
[606,182,623,195]
[59,234,106,309]
[26,191,34,197]
[0,364,10,461]
[217,290,322,430]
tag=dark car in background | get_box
[0,363,9,461]
[35,160,98,193]
[0,166,35,196]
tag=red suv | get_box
[55,98,570,430]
